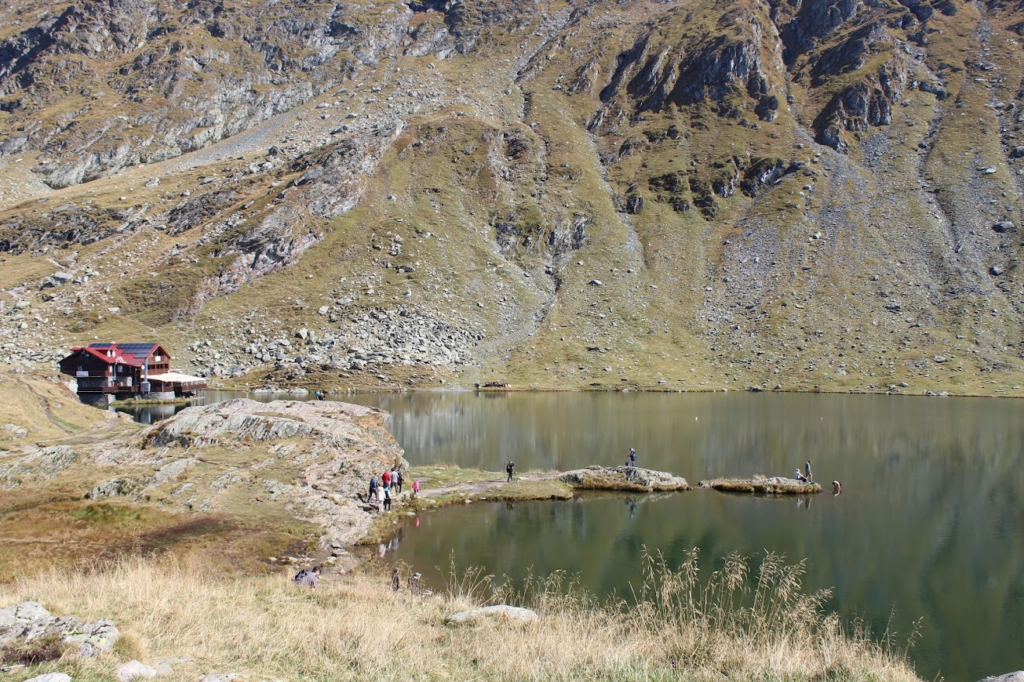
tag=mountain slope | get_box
[1,0,1023,395]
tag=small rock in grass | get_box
[116,660,156,681]
[447,605,538,625]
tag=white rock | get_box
[447,605,538,624]
[24,674,72,682]
[978,673,1024,682]
[116,660,156,681]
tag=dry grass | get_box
[0,551,921,682]
[0,370,114,446]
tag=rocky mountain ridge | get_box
[0,0,1023,394]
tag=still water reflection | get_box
[116,390,1024,679]
[362,391,1024,682]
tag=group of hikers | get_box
[367,466,420,512]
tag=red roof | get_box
[68,343,169,368]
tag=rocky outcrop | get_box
[0,601,119,658]
[814,63,905,151]
[135,400,406,547]
[698,477,822,495]
[560,466,689,492]
[0,446,78,489]
[148,399,393,449]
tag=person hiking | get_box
[412,479,420,499]
[384,486,393,512]
[382,468,392,491]
[368,474,378,504]
[294,565,322,588]
[506,460,515,482]
[629,447,637,467]
[376,484,385,513]
[394,468,403,494]
[392,567,400,592]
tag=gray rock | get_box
[86,477,138,499]
[0,601,119,657]
[24,674,73,682]
[993,221,1017,233]
[116,660,157,681]
[198,674,238,682]
[447,605,538,624]
[561,465,689,492]
[978,673,1024,682]
[990,265,1004,276]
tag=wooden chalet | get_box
[58,342,207,403]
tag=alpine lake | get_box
[118,390,1024,680]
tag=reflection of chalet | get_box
[58,343,207,404]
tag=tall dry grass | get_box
[0,550,922,682]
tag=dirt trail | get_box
[420,471,562,498]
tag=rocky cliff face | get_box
[1,0,1023,394]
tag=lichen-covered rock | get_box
[0,446,78,489]
[0,601,119,657]
[85,476,139,499]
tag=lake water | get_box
[117,390,1024,679]
[364,391,1023,682]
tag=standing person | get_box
[629,447,637,467]
[376,484,385,513]
[384,487,392,512]
[392,567,400,592]
[368,473,378,505]
[506,460,515,482]
[412,479,420,499]
[382,468,392,492]
[395,468,403,494]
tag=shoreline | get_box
[207,381,1024,401]
[356,465,819,546]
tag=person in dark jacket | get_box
[368,474,378,504]
[506,461,515,482]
